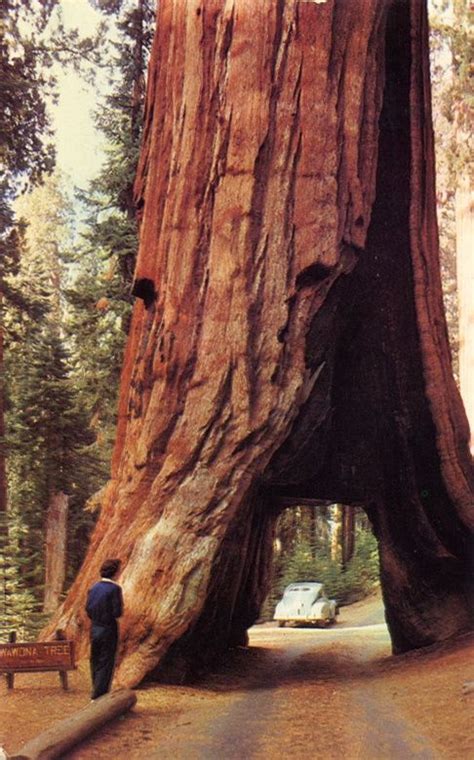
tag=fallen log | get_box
[10,689,137,760]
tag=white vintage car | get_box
[273,582,338,627]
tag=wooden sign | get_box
[0,640,74,671]
[0,630,75,690]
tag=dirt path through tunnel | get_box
[147,622,439,760]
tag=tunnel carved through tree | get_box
[44,0,474,687]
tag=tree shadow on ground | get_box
[186,629,474,695]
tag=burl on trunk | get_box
[45,0,473,686]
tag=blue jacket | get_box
[86,580,123,628]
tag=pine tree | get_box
[5,176,98,613]
[0,512,40,642]
[64,0,155,461]
[65,257,129,468]
[0,3,113,627]
[0,0,57,514]
[80,0,154,288]
[0,0,99,511]
[7,322,95,602]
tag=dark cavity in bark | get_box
[132,277,156,307]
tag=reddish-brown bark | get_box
[45,0,473,685]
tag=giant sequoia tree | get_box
[46,0,474,686]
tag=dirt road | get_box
[2,596,472,759]
[143,599,440,760]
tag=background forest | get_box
[0,0,472,639]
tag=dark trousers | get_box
[90,623,118,699]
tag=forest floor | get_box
[1,593,473,759]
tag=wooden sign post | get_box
[0,630,75,690]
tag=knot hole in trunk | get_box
[132,278,156,308]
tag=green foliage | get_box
[77,0,154,292]
[64,255,129,475]
[428,0,473,381]
[0,1,155,617]
[62,0,155,469]
[0,0,58,189]
[0,0,57,303]
[0,1,107,289]
[429,0,473,182]
[6,326,96,587]
[281,528,379,605]
[4,175,102,596]
[0,512,45,642]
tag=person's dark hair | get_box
[100,558,121,579]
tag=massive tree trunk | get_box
[45,0,474,685]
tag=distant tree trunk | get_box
[43,491,69,614]
[331,504,354,568]
[342,506,355,569]
[457,178,474,452]
[331,505,343,563]
[45,0,474,685]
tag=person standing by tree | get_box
[86,559,123,700]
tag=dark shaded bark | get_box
[44,0,473,684]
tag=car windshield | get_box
[284,584,323,599]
